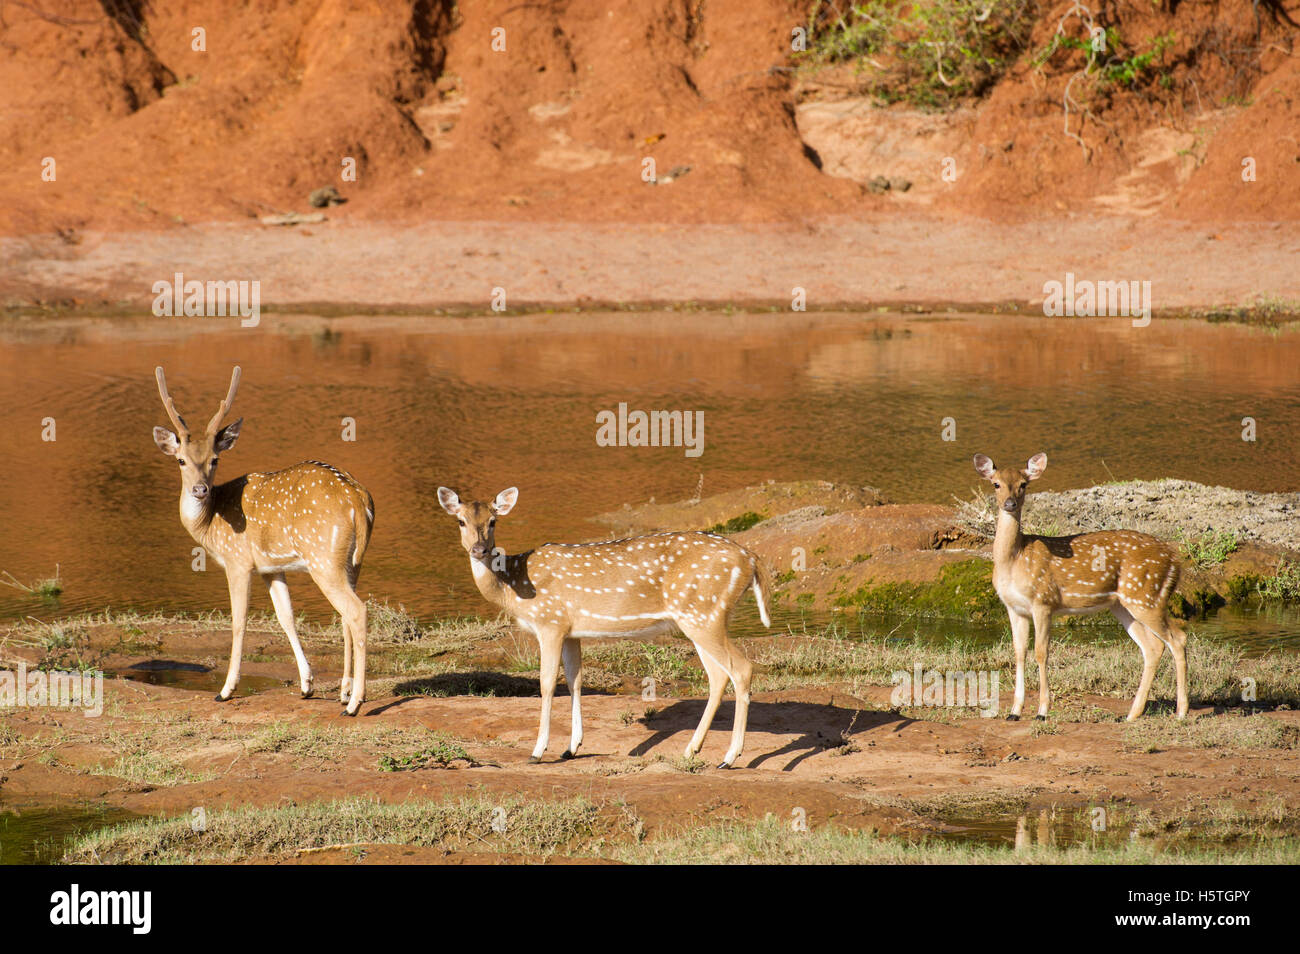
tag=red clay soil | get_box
[1,0,1298,239]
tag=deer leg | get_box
[340,615,353,706]
[531,631,563,763]
[218,570,252,701]
[720,639,753,769]
[264,573,313,698]
[343,595,366,716]
[1008,611,1030,720]
[684,646,728,760]
[689,629,753,768]
[317,572,367,716]
[1114,605,1164,721]
[561,637,583,759]
[1031,605,1053,719]
[1130,606,1187,719]
[1165,619,1190,719]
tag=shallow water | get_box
[110,663,286,696]
[925,807,1136,850]
[1,311,1298,650]
[0,803,138,865]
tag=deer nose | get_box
[1002,498,1018,512]
[470,543,489,560]
[192,483,209,499]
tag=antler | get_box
[206,366,241,435]
[155,366,189,437]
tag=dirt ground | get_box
[2,618,1297,865]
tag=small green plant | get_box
[378,734,477,771]
[1098,31,1176,87]
[504,629,540,672]
[1177,530,1239,568]
[665,754,708,774]
[802,0,1037,109]
[705,511,764,534]
[1,566,63,600]
[1258,561,1300,602]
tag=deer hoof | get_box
[214,693,230,702]
[528,755,542,764]
[717,760,732,770]
[561,750,575,760]
[1035,714,1047,721]
[1006,714,1019,721]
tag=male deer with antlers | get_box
[152,366,375,715]
[437,487,769,767]
[974,453,1189,721]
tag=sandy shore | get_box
[4,216,1299,312]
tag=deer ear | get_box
[215,418,242,452]
[154,427,180,456]
[436,487,461,515]
[973,454,996,480]
[1025,453,1047,479]
[492,487,518,516]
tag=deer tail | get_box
[750,557,772,628]
[352,491,375,568]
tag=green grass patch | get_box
[833,559,1003,619]
[1257,561,1300,602]
[705,511,765,534]
[583,641,700,686]
[1123,711,1300,752]
[751,626,1300,713]
[1178,530,1239,568]
[613,815,1300,864]
[65,794,620,864]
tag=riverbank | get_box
[599,479,1300,621]
[1,596,1298,864]
[3,218,1299,320]
[4,477,1300,864]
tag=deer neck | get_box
[178,480,242,550]
[992,507,1025,570]
[178,490,216,541]
[470,549,522,613]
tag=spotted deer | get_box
[437,487,770,767]
[974,453,1189,721]
[152,366,375,715]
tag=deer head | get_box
[437,487,517,562]
[152,366,242,503]
[973,452,1047,516]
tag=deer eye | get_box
[178,459,186,466]
[458,519,465,527]
[992,482,1000,489]
[212,456,219,464]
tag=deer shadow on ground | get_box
[366,671,615,716]
[628,698,918,771]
